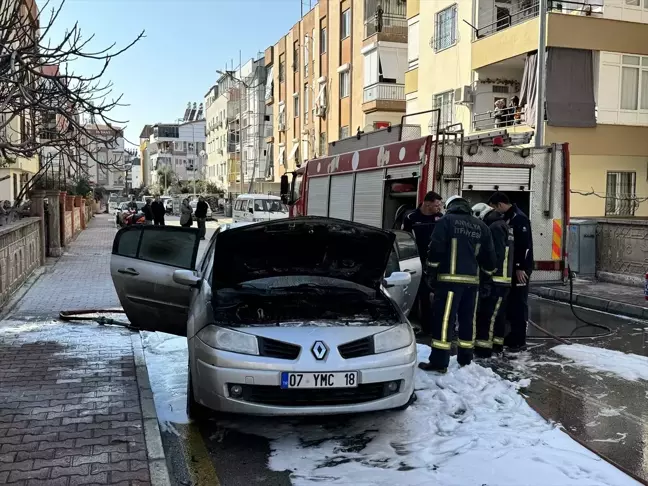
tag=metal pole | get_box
[534,0,547,148]
[239,50,244,195]
[192,124,196,198]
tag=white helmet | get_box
[445,195,465,209]
[472,202,493,220]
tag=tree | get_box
[0,0,144,203]
[156,166,175,193]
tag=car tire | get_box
[186,368,210,420]
[393,392,417,411]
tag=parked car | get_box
[189,199,213,221]
[110,218,417,418]
[233,194,288,223]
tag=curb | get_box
[131,333,173,486]
[532,286,648,321]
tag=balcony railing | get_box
[363,83,405,103]
[475,0,600,39]
[364,15,407,39]
[473,106,527,131]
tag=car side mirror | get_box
[383,271,412,288]
[173,269,201,288]
[248,207,254,213]
[280,174,289,196]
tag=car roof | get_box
[236,194,281,200]
[220,221,253,232]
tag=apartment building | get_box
[146,106,207,186]
[78,124,127,193]
[205,75,235,189]
[406,0,648,217]
[264,0,409,181]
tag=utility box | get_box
[567,220,597,277]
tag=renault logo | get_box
[311,341,329,360]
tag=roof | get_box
[139,125,153,139]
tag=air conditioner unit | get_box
[315,105,326,118]
[217,149,223,155]
[454,85,473,104]
[278,123,286,132]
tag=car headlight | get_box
[373,323,414,354]
[197,326,259,355]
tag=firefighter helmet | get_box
[472,202,493,220]
[445,195,466,209]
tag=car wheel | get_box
[186,368,210,420]
[394,392,417,411]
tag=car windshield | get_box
[211,276,398,328]
[253,199,287,213]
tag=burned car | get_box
[110,218,418,417]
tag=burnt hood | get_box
[212,217,396,290]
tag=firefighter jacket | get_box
[504,204,534,275]
[425,200,497,286]
[482,210,514,286]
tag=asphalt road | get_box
[141,295,648,486]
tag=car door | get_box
[393,230,422,315]
[111,225,201,336]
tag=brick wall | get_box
[64,211,73,245]
[0,218,43,308]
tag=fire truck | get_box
[283,123,570,283]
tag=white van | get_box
[233,194,289,223]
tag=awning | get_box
[278,146,286,168]
[379,49,407,83]
[265,66,274,101]
[288,143,300,161]
[316,83,327,109]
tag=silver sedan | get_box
[110,218,419,417]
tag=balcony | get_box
[362,83,406,114]
[364,16,408,43]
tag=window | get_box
[408,21,420,68]
[620,55,648,111]
[294,94,300,117]
[434,5,458,52]
[394,231,419,261]
[304,84,309,123]
[115,228,198,269]
[312,29,316,62]
[278,103,286,126]
[341,9,351,39]
[340,71,350,98]
[433,91,454,129]
[364,50,378,87]
[279,55,286,83]
[293,42,299,72]
[340,126,349,139]
[320,24,327,54]
[606,171,636,216]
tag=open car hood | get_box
[212,217,395,290]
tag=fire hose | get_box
[58,309,135,330]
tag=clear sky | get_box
[43,0,307,146]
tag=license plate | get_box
[280,372,359,389]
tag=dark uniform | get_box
[475,211,514,358]
[504,204,533,349]
[425,199,496,369]
[402,208,442,333]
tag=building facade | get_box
[78,124,126,193]
[406,0,648,217]
[263,0,409,185]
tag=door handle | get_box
[118,268,139,276]
[402,269,417,275]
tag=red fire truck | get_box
[284,126,570,283]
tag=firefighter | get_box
[402,191,443,336]
[472,203,514,358]
[488,192,533,353]
[419,195,496,373]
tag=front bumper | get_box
[191,339,416,416]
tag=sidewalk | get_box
[532,279,648,320]
[0,215,169,486]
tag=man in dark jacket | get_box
[488,192,533,352]
[419,195,497,373]
[402,191,443,336]
[472,203,514,358]
[151,196,166,226]
[142,199,154,225]
[195,197,209,240]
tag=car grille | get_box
[257,337,301,360]
[338,337,374,359]
[236,382,397,406]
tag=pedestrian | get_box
[419,195,496,373]
[151,196,166,226]
[195,196,208,240]
[488,192,533,353]
[402,191,444,337]
[471,203,514,358]
[127,196,138,211]
[180,198,193,228]
[142,199,154,225]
